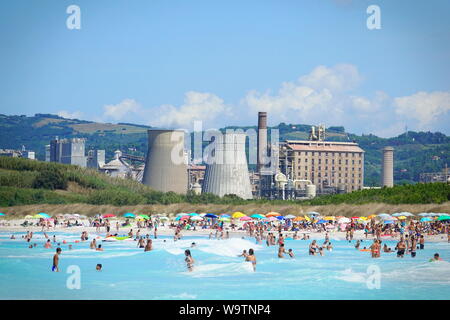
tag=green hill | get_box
[0,113,449,186]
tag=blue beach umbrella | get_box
[38,213,51,219]
[383,220,395,224]
[251,214,265,219]
[221,214,230,218]
[205,214,218,218]
[420,217,432,222]
[123,213,135,218]
[188,213,199,216]
[276,216,285,220]
[316,219,327,224]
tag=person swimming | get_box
[288,249,295,258]
[144,239,152,251]
[246,248,256,271]
[430,253,443,262]
[184,249,194,272]
[238,250,248,258]
[96,263,102,271]
[96,244,103,251]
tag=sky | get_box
[0,0,449,137]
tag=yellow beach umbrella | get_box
[398,216,407,220]
[232,212,246,219]
[368,215,377,219]
[324,216,335,221]
[266,212,281,217]
[304,215,311,222]
[359,217,368,221]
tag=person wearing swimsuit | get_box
[246,248,257,271]
[185,249,194,272]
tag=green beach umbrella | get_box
[38,213,51,219]
[0,213,5,216]
[437,216,450,221]
[139,214,150,220]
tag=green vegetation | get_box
[0,157,449,208]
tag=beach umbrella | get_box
[338,217,351,223]
[219,217,230,222]
[266,216,278,222]
[251,214,265,219]
[306,211,320,216]
[266,212,280,217]
[368,214,377,219]
[293,216,305,221]
[188,213,199,216]
[31,214,42,219]
[351,216,359,219]
[397,216,407,220]
[437,216,450,221]
[176,213,186,216]
[285,214,296,219]
[205,213,218,218]
[324,216,335,221]
[240,216,252,221]
[190,216,203,221]
[38,213,50,219]
[221,214,231,218]
[276,216,285,220]
[159,216,169,221]
[138,214,150,220]
[103,214,115,218]
[0,213,5,216]
[316,219,327,224]
[232,212,246,219]
[123,213,135,218]
[391,213,403,217]
[304,215,311,222]
[24,215,33,219]
[199,213,207,217]
[383,220,395,224]
[418,213,431,217]
[377,213,391,217]
[420,217,432,222]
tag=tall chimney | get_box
[257,111,268,173]
[381,146,394,187]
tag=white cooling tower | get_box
[202,132,253,199]
[381,146,394,187]
[142,130,188,194]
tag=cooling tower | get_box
[257,111,268,173]
[202,133,253,199]
[142,130,188,194]
[381,146,394,187]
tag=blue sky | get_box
[1,0,449,137]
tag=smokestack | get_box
[381,146,394,187]
[257,111,267,173]
[142,130,188,194]
[202,133,253,199]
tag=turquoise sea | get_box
[0,231,449,299]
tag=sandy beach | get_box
[1,218,448,243]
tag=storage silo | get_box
[381,146,394,187]
[202,132,253,199]
[142,130,188,194]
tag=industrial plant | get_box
[4,112,413,200]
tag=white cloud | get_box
[151,91,232,128]
[242,64,366,126]
[57,110,83,119]
[394,91,450,129]
[103,99,141,121]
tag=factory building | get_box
[279,140,365,193]
[87,149,106,169]
[50,137,87,167]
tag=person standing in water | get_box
[278,243,286,258]
[184,249,194,272]
[144,239,152,251]
[246,248,256,271]
[52,248,62,272]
